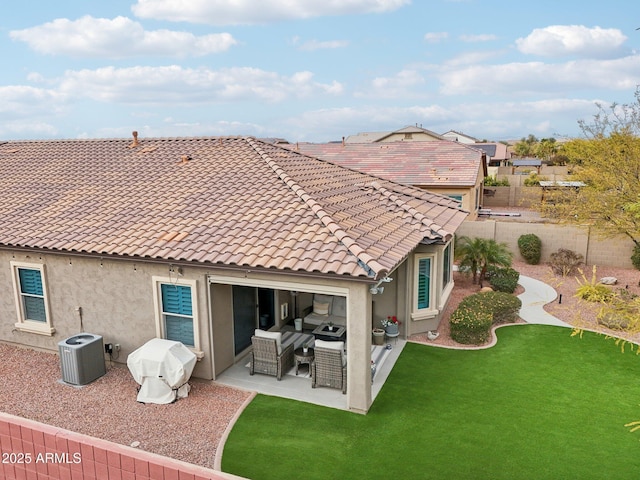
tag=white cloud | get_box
[297,39,350,51]
[358,69,426,99]
[516,25,627,58]
[436,55,640,96]
[56,65,344,104]
[424,32,448,43]
[10,16,237,58]
[0,121,59,138]
[459,34,497,43]
[443,50,503,67]
[0,85,66,118]
[131,0,410,25]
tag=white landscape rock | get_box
[600,277,618,285]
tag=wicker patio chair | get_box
[249,335,294,380]
[311,343,347,394]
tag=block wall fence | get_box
[0,412,245,480]
[457,220,635,269]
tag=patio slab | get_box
[215,339,406,411]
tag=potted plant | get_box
[381,316,400,335]
[302,341,310,354]
[328,321,335,332]
[372,328,385,345]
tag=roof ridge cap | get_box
[246,137,388,278]
[370,181,453,241]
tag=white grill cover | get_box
[127,338,197,404]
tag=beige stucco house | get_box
[288,140,487,220]
[345,125,445,144]
[0,135,466,413]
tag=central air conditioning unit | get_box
[58,334,106,385]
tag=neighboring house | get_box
[473,142,510,167]
[287,140,487,220]
[345,125,444,144]
[0,135,467,413]
[441,130,479,144]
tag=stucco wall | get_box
[457,220,634,268]
[0,250,214,380]
[481,186,542,208]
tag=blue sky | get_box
[2,0,639,142]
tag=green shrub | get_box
[517,234,542,265]
[549,248,584,276]
[631,244,640,271]
[458,291,522,324]
[450,291,522,344]
[487,266,520,293]
[523,172,548,186]
[484,175,510,187]
[450,308,492,345]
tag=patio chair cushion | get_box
[315,339,346,366]
[304,294,347,326]
[332,296,346,317]
[313,300,330,315]
[254,329,282,354]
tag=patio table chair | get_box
[311,340,346,394]
[249,333,294,380]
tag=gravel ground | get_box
[2,260,639,470]
[0,344,251,469]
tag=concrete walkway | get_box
[517,275,572,327]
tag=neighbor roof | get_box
[286,141,486,187]
[345,125,444,144]
[0,136,467,280]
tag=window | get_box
[152,277,202,357]
[412,254,437,320]
[417,258,431,309]
[447,194,463,208]
[161,284,194,346]
[11,262,54,335]
[442,242,452,289]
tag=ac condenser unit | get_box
[58,334,106,385]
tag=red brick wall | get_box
[0,412,244,480]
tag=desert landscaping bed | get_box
[411,260,640,348]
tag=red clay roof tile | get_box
[0,136,467,279]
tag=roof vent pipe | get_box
[130,131,139,148]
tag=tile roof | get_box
[345,125,444,143]
[0,136,467,280]
[285,140,485,187]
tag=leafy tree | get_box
[540,87,640,259]
[455,236,513,286]
[513,134,538,157]
[535,138,558,161]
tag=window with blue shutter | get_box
[417,258,431,310]
[442,243,452,288]
[18,268,47,322]
[160,284,194,347]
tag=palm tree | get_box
[455,236,513,286]
[455,236,484,284]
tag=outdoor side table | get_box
[294,348,314,375]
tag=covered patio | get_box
[215,337,406,410]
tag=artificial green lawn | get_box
[222,325,640,479]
